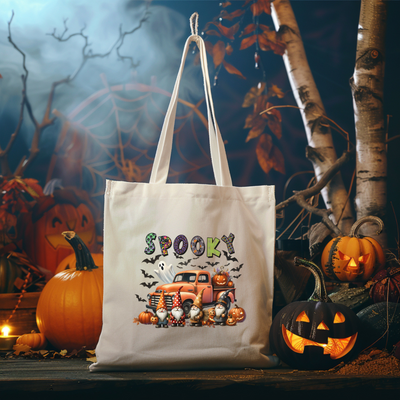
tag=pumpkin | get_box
[226,314,237,326]
[270,257,360,370]
[0,254,23,293]
[16,330,47,350]
[138,310,154,325]
[23,188,98,274]
[230,304,246,322]
[150,315,159,325]
[321,216,385,282]
[227,280,234,288]
[55,250,103,275]
[212,271,228,287]
[369,262,400,304]
[36,231,103,352]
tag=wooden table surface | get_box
[1,355,400,400]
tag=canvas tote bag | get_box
[90,13,279,372]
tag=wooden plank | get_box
[0,292,40,309]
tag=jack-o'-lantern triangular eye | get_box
[296,311,310,323]
[338,250,351,261]
[317,321,329,330]
[333,312,346,323]
[358,254,370,263]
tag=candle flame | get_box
[1,326,10,337]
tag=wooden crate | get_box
[0,292,40,336]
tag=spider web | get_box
[47,73,213,206]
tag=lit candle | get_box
[0,326,19,351]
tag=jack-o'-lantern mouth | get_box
[46,229,94,249]
[282,325,358,360]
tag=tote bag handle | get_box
[149,13,233,187]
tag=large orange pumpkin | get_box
[24,189,98,274]
[321,216,385,282]
[36,231,103,352]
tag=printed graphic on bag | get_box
[133,232,246,328]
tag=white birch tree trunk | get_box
[350,0,387,247]
[271,0,355,234]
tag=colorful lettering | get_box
[158,235,172,256]
[221,233,235,254]
[174,235,188,255]
[190,236,205,257]
[144,232,157,255]
[207,237,221,258]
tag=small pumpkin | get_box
[230,304,246,322]
[16,330,47,350]
[227,280,234,288]
[138,310,154,325]
[226,314,237,326]
[212,271,228,287]
[369,261,400,304]
[150,315,159,325]
[270,257,360,370]
[321,216,385,282]
[36,231,103,352]
[0,254,23,293]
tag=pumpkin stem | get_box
[62,231,98,271]
[349,216,384,238]
[294,257,331,303]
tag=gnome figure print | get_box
[189,288,205,327]
[170,286,185,327]
[214,289,233,326]
[155,291,169,328]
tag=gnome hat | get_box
[216,289,233,307]
[156,290,168,311]
[192,288,205,309]
[172,286,183,309]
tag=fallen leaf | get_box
[13,344,31,355]
[60,349,68,356]
[222,60,246,79]
[213,40,226,67]
[240,35,257,50]
[241,23,256,37]
[86,356,97,363]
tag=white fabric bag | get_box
[90,15,279,372]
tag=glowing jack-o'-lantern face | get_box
[271,301,359,370]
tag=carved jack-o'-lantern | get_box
[212,272,228,287]
[230,305,246,322]
[23,189,98,274]
[270,258,359,370]
[150,315,159,325]
[226,314,237,326]
[321,216,385,282]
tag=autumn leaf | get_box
[221,1,231,7]
[243,0,253,7]
[260,0,273,15]
[251,2,263,16]
[219,9,246,21]
[204,41,214,56]
[256,134,285,174]
[13,344,32,355]
[240,34,257,50]
[209,22,240,40]
[267,84,285,99]
[213,41,226,68]
[241,23,256,37]
[222,60,246,79]
[267,115,282,139]
[206,30,221,37]
[242,82,266,108]
[226,43,233,56]
[258,31,286,55]
[246,120,267,142]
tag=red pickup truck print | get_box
[147,270,236,317]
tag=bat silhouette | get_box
[206,261,219,267]
[140,269,154,279]
[193,265,207,270]
[230,263,243,272]
[174,252,184,259]
[223,251,238,262]
[140,281,159,288]
[135,294,147,302]
[178,259,192,266]
[193,256,201,260]
[224,263,230,267]
[232,274,241,279]
[142,254,162,264]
